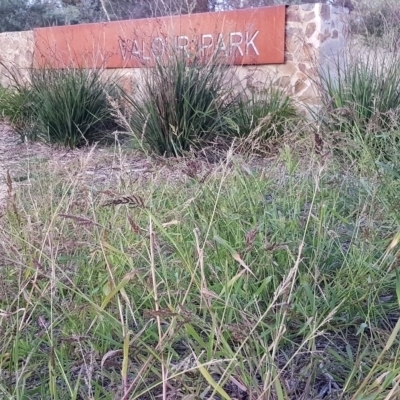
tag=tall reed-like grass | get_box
[0,66,120,148]
[229,86,299,141]
[318,45,400,164]
[122,51,240,157]
[29,68,120,147]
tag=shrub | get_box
[123,51,239,157]
[0,0,51,33]
[0,67,120,148]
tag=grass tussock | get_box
[318,44,400,168]
[232,87,298,138]
[0,67,120,148]
[1,51,299,154]
[121,52,239,157]
[321,50,400,131]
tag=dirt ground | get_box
[0,122,259,208]
[0,123,159,206]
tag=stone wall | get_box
[0,4,349,109]
[234,3,349,109]
[0,31,34,87]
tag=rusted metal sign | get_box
[34,6,285,68]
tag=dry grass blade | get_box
[5,169,21,224]
[245,226,259,252]
[101,194,145,208]
[214,235,255,276]
[314,131,324,154]
[127,214,142,234]
[143,309,179,320]
[58,213,102,227]
[6,169,13,197]
[101,349,123,369]
[182,159,213,183]
[199,167,213,183]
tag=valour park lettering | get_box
[117,31,260,62]
[33,6,285,68]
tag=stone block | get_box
[301,43,316,62]
[298,85,318,101]
[305,22,317,38]
[274,75,290,87]
[304,11,316,22]
[318,28,332,43]
[287,9,302,22]
[286,37,304,54]
[276,61,298,77]
[295,79,308,94]
[286,26,303,37]
[300,4,315,12]
[298,63,307,73]
[285,53,294,61]
[320,4,331,21]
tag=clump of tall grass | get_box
[0,80,34,133]
[0,66,120,148]
[319,46,400,162]
[30,68,120,148]
[229,86,299,147]
[2,54,299,156]
[122,51,239,157]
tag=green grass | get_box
[0,84,34,133]
[321,51,400,128]
[121,52,299,157]
[1,144,400,399]
[2,54,299,157]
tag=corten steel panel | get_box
[33,6,285,69]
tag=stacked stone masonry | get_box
[234,3,349,107]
